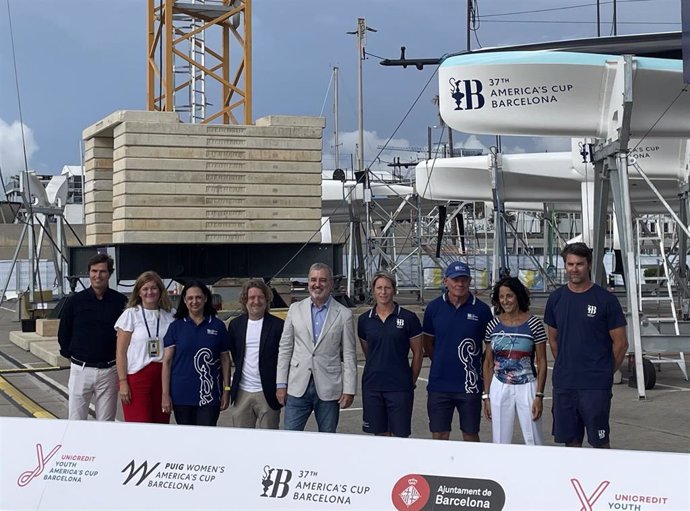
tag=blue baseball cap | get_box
[445,261,471,278]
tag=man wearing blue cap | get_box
[422,261,492,441]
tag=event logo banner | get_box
[258,465,371,506]
[391,473,505,511]
[1,417,688,510]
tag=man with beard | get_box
[276,263,356,432]
[228,279,284,429]
[544,242,628,448]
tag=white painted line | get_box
[653,383,690,391]
[341,407,362,412]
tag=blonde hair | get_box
[371,271,396,292]
[127,271,172,311]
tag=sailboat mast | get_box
[333,66,339,172]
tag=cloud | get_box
[0,118,38,179]
[323,129,417,178]
[533,136,570,153]
[460,135,489,153]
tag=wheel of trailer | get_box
[642,358,657,389]
[629,357,656,390]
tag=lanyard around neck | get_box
[141,307,160,338]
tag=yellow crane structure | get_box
[146,0,252,124]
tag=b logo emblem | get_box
[450,78,485,110]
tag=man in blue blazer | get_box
[276,263,357,432]
[228,279,284,429]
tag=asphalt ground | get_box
[1,293,689,453]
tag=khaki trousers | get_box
[231,389,280,429]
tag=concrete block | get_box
[85,202,113,215]
[84,147,115,160]
[84,180,113,193]
[114,121,323,140]
[113,133,322,151]
[83,137,114,150]
[86,223,113,235]
[85,190,113,202]
[112,231,321,244]
[84,170,113,182]
[112,219,322,232]
[29,340,70,368]
[85,212,113,224]
[84,158,114,171]
[9,331,50,351]
[85,234,113,245]
[83,110,180,140]
[112,157,321,174]
[112,182,321,197]
[112,207,320,221]
[112,194,321,209]
[112,146,322,162]
[111,170,320,186]
[255,115,326,128]
[36,319,60,337]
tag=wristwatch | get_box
[481,393,489,400]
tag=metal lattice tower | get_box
[147,0,252,124]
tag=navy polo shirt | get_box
[544,283,626,390]
[163,316,230,407]
[423,293,492,394]
[358,304,422,392]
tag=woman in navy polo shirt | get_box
[161,281,231,426]
[358,271,423,437]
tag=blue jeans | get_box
[283,378,340,432]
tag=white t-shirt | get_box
[115,306,176,374]
[239,318,263,392]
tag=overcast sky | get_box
[0,0,681,177]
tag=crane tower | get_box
[147,0,252,124]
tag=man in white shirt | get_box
[227,280,285,429]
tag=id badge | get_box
[148,338,160,358]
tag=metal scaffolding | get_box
[147,0,252,124]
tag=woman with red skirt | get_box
[115,271,175,423]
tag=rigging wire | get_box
[480,0,665,18]
[630,85,688,152]
[5,0,43,296]
[318,69,334,118]
[469,0,481,32]
[269,64,441,282]
[477,19,678,25]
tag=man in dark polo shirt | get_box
[544,242,628,448]
[358,271,423,437]
[422,261,492,441]
[58,253,127,420]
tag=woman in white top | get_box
[115,271,175,423]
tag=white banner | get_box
[1,417,688,510]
